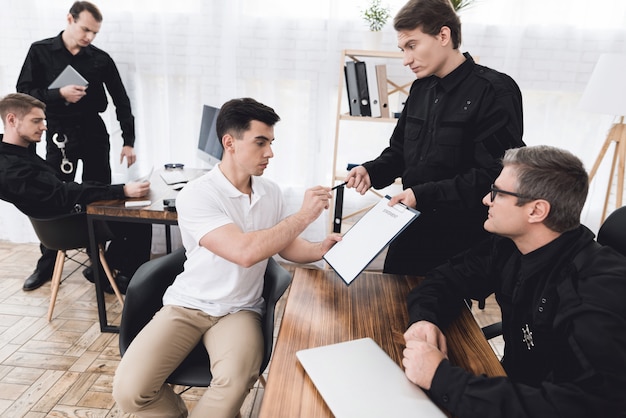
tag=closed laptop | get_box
[296,338,446,418]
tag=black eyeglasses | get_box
[489,184,533,202]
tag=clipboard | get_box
[323,195,420,285]
[48,65,89,89]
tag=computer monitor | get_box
[196,104,222,168]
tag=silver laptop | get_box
[48,65,88,89]
[296,338,446,417]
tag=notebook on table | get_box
[296,338,446,418]
[160,170,190,185]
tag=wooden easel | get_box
[588,116,626,223]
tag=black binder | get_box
[344,62,361,116]
[354,61,371,117]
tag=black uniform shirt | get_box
[0,140,125,218]
[16,32,135,147]
[407,226,626,417]
[361,53,525,274]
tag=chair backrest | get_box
[119,248,293,387]
[28,213,90,251]
[597,206,626,256]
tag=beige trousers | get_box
[113,305,263,418]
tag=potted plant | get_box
[360,0,391,50]
[361,0,391,32]
[450,0,477,12]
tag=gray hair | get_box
[503,145,588,233]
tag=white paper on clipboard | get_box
[323,195,420,285]
[48,65,89,89]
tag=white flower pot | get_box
[362,30,383,51]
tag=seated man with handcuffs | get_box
[0,93,152,292]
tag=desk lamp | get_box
[579,53,626,223]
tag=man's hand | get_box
[388,188,417,209]
[319,233,342,254]
[59,85,87,103]
[120,145,136,167]
[298,186,332,224]
[344,165,371,195]
[404,321,447,354]
[123,181,150,198]
[402,339,447,390]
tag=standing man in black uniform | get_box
[17,1,137,184]
[16,2,147,290]
[344,0,525,275]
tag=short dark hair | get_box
[0,93,46,124]
[69,1,103,22]
[216,98,280,144]
[394,0,462,49]
[503,145,589,233]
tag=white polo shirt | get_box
[162,164,285,316]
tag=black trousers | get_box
[383,206,489,276]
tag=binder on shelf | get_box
[375,64,390,118]
[365,61,381,118]
[344,62,361,116]
[354,61,371,117]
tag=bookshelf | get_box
[331,49,412,234]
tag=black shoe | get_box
[82,266,95,283]
[83,266,130,295]
[23,269,52,291]
[115,273,131,295]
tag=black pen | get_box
[331,181,347,190]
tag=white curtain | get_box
[1,0,625,245]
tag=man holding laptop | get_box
[17,1,137,184]
[16,1,143,290]
[403,146,626,417]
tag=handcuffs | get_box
[51,133,74,174]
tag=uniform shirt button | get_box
[442,395,450,403]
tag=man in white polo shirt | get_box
[113,97,341,418]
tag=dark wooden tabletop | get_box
[259,267,506,418]
[86,168,207,222]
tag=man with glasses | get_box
[402,145,626,417]
[16,1,141,290]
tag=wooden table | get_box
[259,267,505,418]
[86,168,205,332]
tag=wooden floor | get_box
[0,240,503,417]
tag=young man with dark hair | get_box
[113,97,341,418]
[403,145,626,417]
[0,93,151,292]
[345,0,525,275]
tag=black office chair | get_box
[118,247,292,389]
[597,206,626,254]
[28,212,123,321]
[480,206,626,340]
